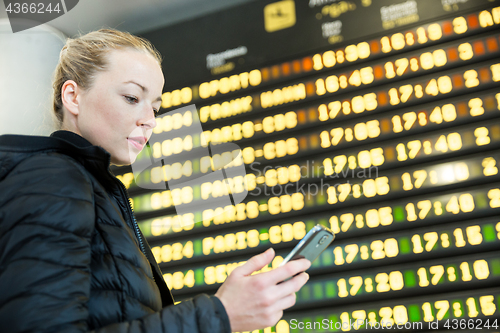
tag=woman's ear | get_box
[61,80,80,116]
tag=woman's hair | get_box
[52,28,162,128]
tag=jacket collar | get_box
[49,129,111,163]
[50,130,96,148]
[0,130,117,189]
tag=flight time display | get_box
[110,2,500,331]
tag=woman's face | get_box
[75,48,164,166]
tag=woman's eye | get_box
[125,96,138,103]
[153,109,159,117]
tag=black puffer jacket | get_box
[0,130,231,333]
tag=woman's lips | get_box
[127,137,145,150]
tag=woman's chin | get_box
[111,160,132,167]
[111,153,137,166]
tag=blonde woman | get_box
[0,29,310,333]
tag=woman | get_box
[0,29,310,332]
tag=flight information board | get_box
[112,0,500,331]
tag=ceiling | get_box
[0,0,253,37]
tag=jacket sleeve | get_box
[0,153,231,333]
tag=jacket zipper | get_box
[116,180,147,257]
[117,181,158,284]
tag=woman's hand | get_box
[215,248,311,332]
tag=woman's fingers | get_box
[272,271,310,301]
[270,292,298,313]
[231,248,275,277]
[215,253,311,332]
[264,258,311,285]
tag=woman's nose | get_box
[140,107,157,129]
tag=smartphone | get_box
[279,224,335,267]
